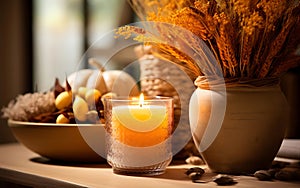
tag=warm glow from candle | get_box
[111,94,170,147]
[139,93,144,107]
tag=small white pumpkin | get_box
[66,69,94,92]
[66,59,139,96]
[102,70,140,97]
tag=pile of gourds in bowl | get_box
[2,58,139,162]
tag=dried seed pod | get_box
[192,180,209,184]
[188,172,203,181]
[213,174,237,186]
[254,170,272,181]
[185,156,204,165]
[185,167,205,176]
[54,78,65,98]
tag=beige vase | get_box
[189,85,288,174]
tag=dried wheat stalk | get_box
[123,0,300,83]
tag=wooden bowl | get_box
[8,119,106,163]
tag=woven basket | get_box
[136,45,199,159]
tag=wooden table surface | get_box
[0,143,299,188]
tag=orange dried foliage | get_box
[124,0,300,80]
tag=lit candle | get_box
[104,94,173,174]
[111,93,170,147]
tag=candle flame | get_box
[139,93,144,107]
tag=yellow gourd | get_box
[55,91,72,110]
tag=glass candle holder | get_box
[104,95,174,176]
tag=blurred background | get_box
[0,0,299,143]
[0,0,137,143]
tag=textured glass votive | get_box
[104,96,174,176]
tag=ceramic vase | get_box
[189,85,288,174]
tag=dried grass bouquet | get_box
[121,0,300,85]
